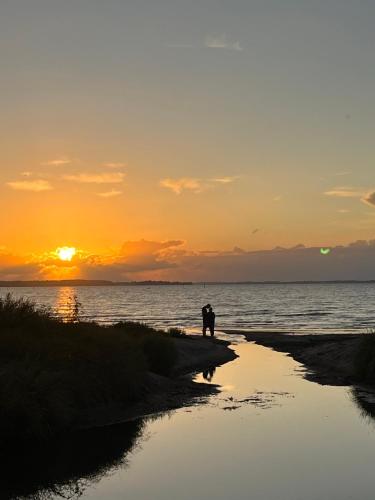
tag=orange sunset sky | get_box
[1,1,375,281]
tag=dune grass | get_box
[0,294,178,443]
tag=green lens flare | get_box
[320,248,331,255]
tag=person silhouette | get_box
[207,306,215,337]
[202,304,211,336]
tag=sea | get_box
[1,282,375,334]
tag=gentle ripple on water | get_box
[1,283,375,334]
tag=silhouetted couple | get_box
[202,304,215,337]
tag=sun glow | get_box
[56,246,76,261]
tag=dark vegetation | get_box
[355,330,375,384]
[0,294,178,444]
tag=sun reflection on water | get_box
[54,287,76,322]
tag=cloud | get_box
[211,176,238,184]
[0,250,44,280]
[362,192,375,207]
[325,186,375,209]
[0,263,43,280]
[6,180,53,192]
[0,240,186,281]
[324,186,363,198]
[103,162,126,169]
[63,172,125,184]
[205,35,243,51]
[157,240,375,282]
[160,176,238,194]
[6,239,375,282]
[43,158,71,166]
[160,178,202,195]
[120,239,184,257]
[97,190,122,198]
[80,240,184,280]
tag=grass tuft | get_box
[167,327,186,338]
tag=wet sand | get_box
[223,330,361,386]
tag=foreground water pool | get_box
[12,342,375,500]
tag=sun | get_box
[56,246,77,262]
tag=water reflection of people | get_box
[203,366,216,382]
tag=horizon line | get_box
[1,279,375,287]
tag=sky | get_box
[1,0,375,281]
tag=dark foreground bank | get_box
[77,335,237,431]
[0,294,236,445]
[223,330,375,387]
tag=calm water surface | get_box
[9,342,375,500]
[2,283,375,333]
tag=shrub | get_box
[167,327,186,338]
[0,293,54,329]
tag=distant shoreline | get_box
[0,280,194,287]
[2,279,375,287]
